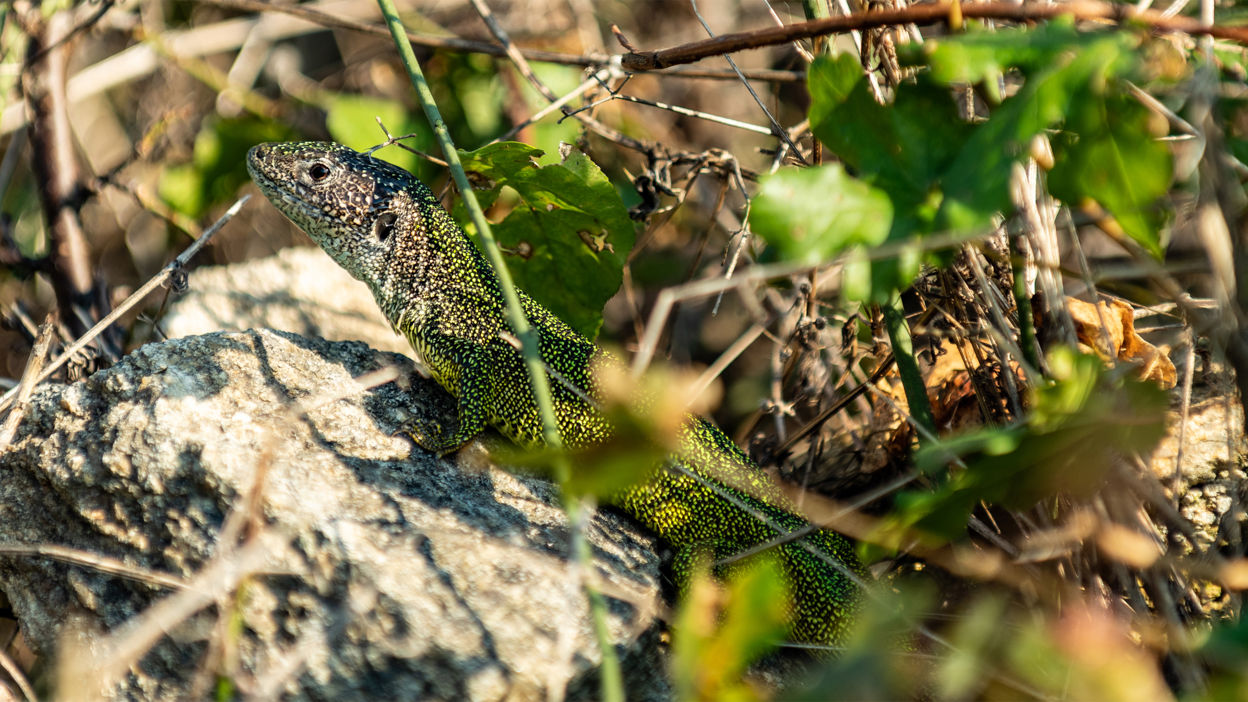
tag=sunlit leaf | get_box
[457,142,635,340]
[751,165,893,266]
[1049,93,1171,257]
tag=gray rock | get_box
[164,246,411,356]
[0,329,665,700]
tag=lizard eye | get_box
[306,162,332,183]
[374,212,397,242]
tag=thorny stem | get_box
[374,2,623,699]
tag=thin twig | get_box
[467,0,650,155]
[0,313,55,449]
[631,227,999,377]
[581,91,775,135]
[689,0,807,165]
[0,543,186,590]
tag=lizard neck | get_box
[374,196,502,333]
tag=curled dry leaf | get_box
[1066,297,1177,389]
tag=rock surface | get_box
[164,246,411,356]
[0,329,665,700]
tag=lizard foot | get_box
[396,416,468,457]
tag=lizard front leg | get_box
[404,376,490,456]
[401,327,494,456]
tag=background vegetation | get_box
[3,0,1248,699]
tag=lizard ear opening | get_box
[374,212,398,242]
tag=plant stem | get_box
[1011,251,1041,374]
[881,293,936,439]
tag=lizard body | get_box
[246,141,862,645]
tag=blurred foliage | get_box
[4,178,43,259]
[1196,614,1248,700]
[159,116,295,219]
[790,579,933,700]
[794,581,1178,701]
[503,359,715,499]
[883,348,1166,545]
[757,20,1174,300]
[456,141,635,340]
[672,554,790,702]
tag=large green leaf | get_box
[751,164,893,265]
[807,53,971,301]
[809,52,970,238]
[1049,93,1172,257]
[458,142,634,340]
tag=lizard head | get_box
[246,141,437,293]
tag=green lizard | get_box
[246,141,863,645]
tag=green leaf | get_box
[807,25,1160,300]
[458,142,635,340]
[1049,93,1171,257]
[809,52,970,229]
[807,53,969,300]
[458,141,544,184]
[751,165,893,266]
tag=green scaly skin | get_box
[246,141,864,645]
